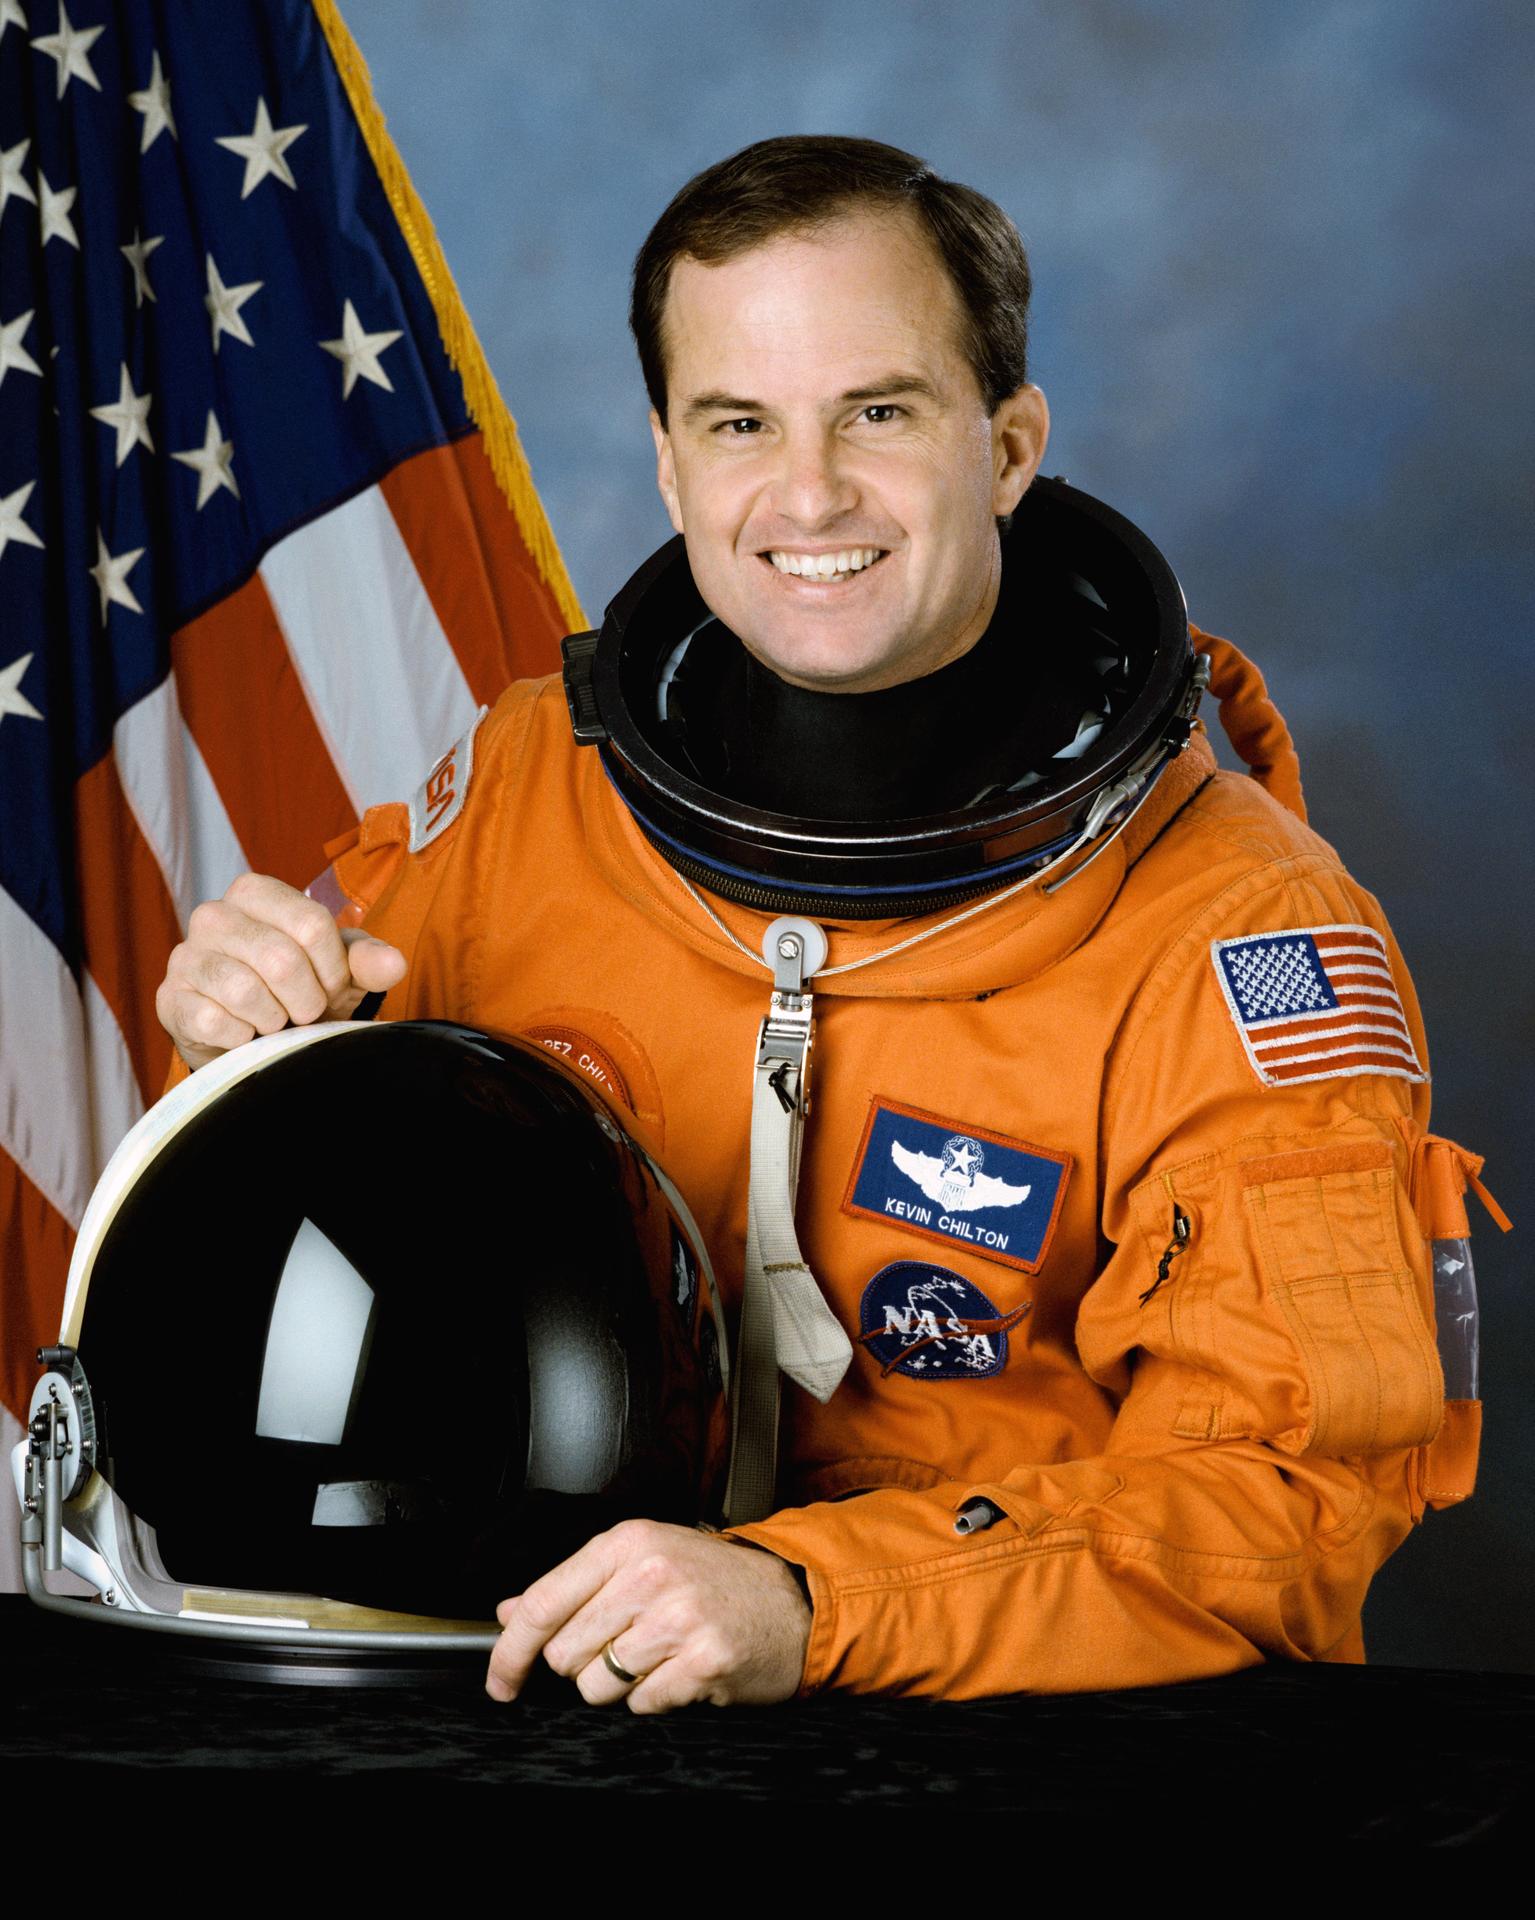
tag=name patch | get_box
[842,1098,1071,1274]
[524,1024,634,1110]
[858,1262,1029,1380]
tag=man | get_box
[156,137,1481,1711]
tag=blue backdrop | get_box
[350,0,1534,1673]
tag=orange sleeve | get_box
[728,866,1461,1699]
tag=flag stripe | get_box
[73,755,182,1105]
[379,434,572,705]
[1260,1036,1422,1068]
[260,485,479,816]
[1267,1053,1425,1084]
[180,723,259,912]
[1313,931,1388,951]
[1251,1014,1412,1050]
[114,680,193,928]
[0,884,141,1245]
[0,1165,75,1477]
[1,882,95,1228]
[81,971,148,1182]
[172,571,353,891]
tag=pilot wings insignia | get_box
[890,1138,1031,1213]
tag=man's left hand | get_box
[485,1519,810,1713]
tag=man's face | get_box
[650,209,1049,694]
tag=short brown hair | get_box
[631,135,1032,423]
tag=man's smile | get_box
[760,546,890,582]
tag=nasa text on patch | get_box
[1211,923,1426,1088]
[842,1099,1071,1274]
[407,705,486,853]
[858,1262,1029,1380]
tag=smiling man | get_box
[651,209,1046,696]
[156,137,1486,1710]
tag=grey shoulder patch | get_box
[407,705,488,853]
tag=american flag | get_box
[1212,923,1426,1088]
[0,0,581,1563]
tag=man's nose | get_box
[772,430,858,528]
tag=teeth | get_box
[768,547,882,578]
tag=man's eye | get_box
[861,404,903,424]
[716,417,763,435]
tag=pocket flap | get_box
[1416,1398,1481,1509]
[959,1464,1125,1539]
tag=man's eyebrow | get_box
[681,376,940,423]
[681,391,764,422]
[837,376,939,405]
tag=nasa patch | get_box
[407,705,486,854]
[859,1262,1029,1380]
[842,1099,1071,1274]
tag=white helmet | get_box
[14,1020,728,1682]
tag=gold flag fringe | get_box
[311,0,586,632]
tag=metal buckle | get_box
[757,992,813,1116]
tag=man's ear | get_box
[991,384,1050,519]
[651,409,685,534]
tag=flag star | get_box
[204,253,262,352]
[37,169,79,249]
[172,410,239,510]
[0,479,45,562]
[90,363,154,466]
[216,96,306,199]
[121,229,164,307]
[90,529,145,624]
[1,139,38,223]
[30,1,103,98]
[0,308,42,389]
[0,1,27,49]
[0,651,44,725]
[319,300,403,399]
[128,49,176,152]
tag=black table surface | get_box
[4,1599,1531,1840]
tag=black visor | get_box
[72,1023,727,1624]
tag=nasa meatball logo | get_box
[843,1099,1071,1273]
[859,1262,1030,1380]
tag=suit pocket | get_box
[1242,1153,1442,1458]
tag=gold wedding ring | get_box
[601,1638,644,1686]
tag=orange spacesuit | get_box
[293,628,1495,1700]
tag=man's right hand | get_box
[156,872,408,1070]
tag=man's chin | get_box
[736,629,907,694]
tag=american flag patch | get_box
[1212,924,1426,1088]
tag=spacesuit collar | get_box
[564,476,1203,924]
[579,725,1216,1001]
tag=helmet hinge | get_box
[561,629,607,743]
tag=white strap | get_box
[749,1033,851,1403]
[724,977,852,1525]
